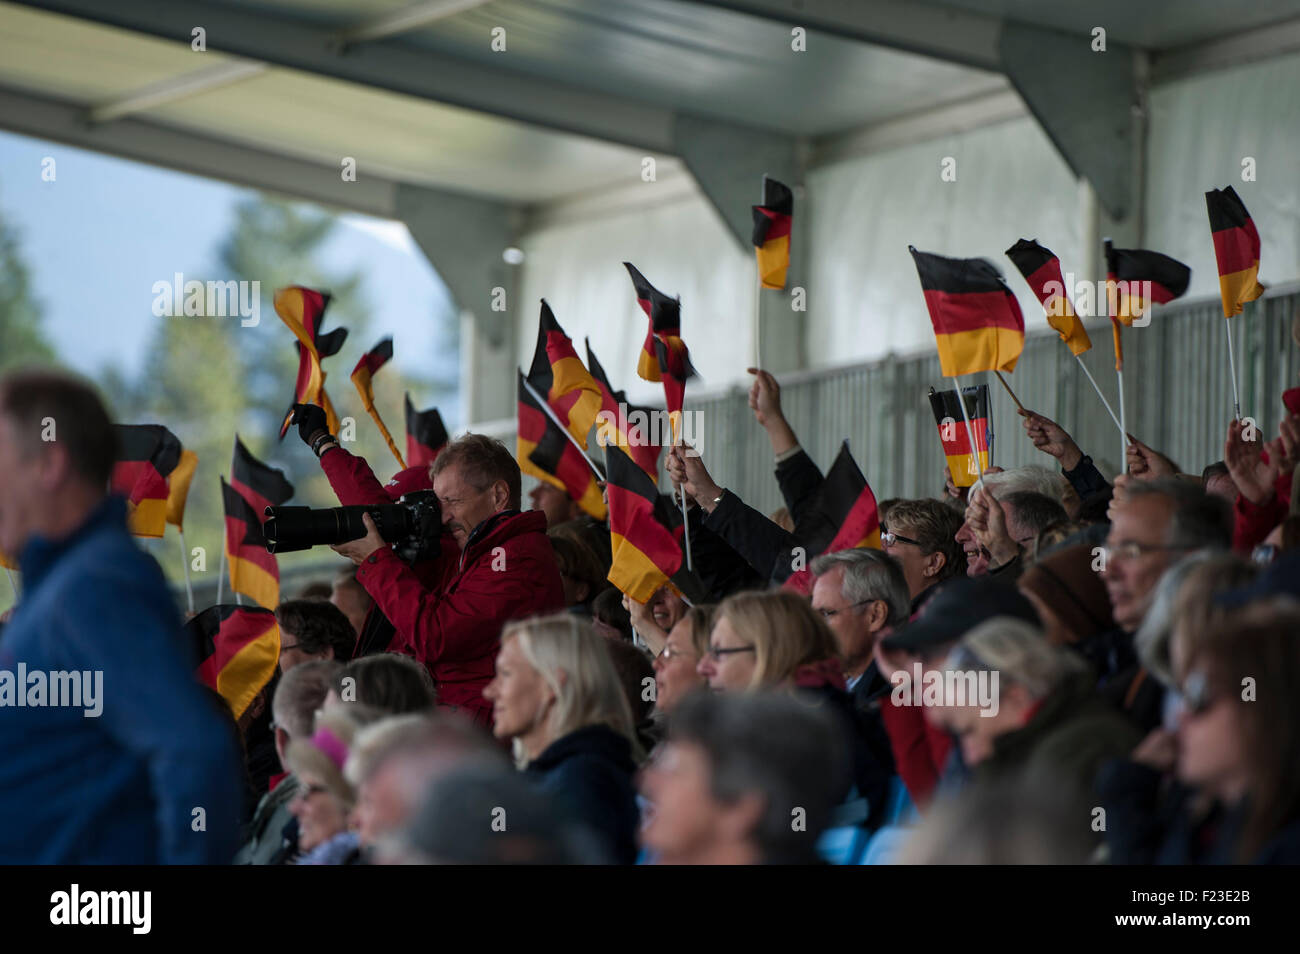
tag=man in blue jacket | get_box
[0,370,242,863]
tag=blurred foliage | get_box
[0,211,56,373]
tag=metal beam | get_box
[1151,16,1300,84]
[997,21,1138,221]
[16,0,677,152]
[692,0,1001,71]
[332,0,494,49]
[88,60,268,125]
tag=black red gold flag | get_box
[624,262,696,430]
[275,285,347,438]
[404,394,448,469]
[1005,239,1091,356]
[111,424,183,538]
[586,340,663,479]
[526,301,602,448]
[351,337,406,469]
[165,449,199,531]
[909,247,1025,377]
[186,604,280,720]
[928,385,992,489]
[752,177,793,290]
[1205,186,1265,317]
[779,441,881,593]
[517,372,606,520]
[223,438,294,610]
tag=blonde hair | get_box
[948,617,1083,700]
[501,614,638,766]
[714,590,839,689]
[285,704,385,810]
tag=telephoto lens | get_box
[263,504,408,554]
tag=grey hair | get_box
[1134,550,1215,687]
[974,466,1068,505]
[1125,478,1232,551]
[271,659,343,739]
[810,548,910,627]
[945,616,1084,700]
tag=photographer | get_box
[291,405,565,726]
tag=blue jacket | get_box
[0,495,242,863]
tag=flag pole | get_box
[1117,367,1129,474]
[676,430,695,574]
[954,377,986,484]
[216,513,227,606]
[992,371,1026,413]
[752,271,763,374]
[1074,353,1123,433]
[1224,320,1242,421]
[519,375,602,478]
[4,567,17,603]
[178,527,195,615]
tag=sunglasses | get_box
[881,527,921,547]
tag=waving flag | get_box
[223,438,294,609]
[780,442,881,594]
[351,337,406,469]
[1206,187,1265,317]
[909,247,1025,377]
[1005,239,1091,356]
[752,177,793,290]
[527,301,603,448]
[1104,240,1191,369]
[275,286,347,438]
[165,449,199,531]
[929,385,992,488]
[586,340,663,479]
[186,604,280,720]
[605,442,702,604]
[625,262,696,434]
[111,424,183,538]
[404,395,448,469]
[517,372,605,520]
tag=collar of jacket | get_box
[526,723,634,775]
[986,670,1096,767]
[853,659,892,704]
[457,508,537,571]
[19,494,126,587]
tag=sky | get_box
[0,128,462,423]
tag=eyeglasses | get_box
[1101,541,1190,562]
[881,527,921,547]
[705,645,756,661]
[280,643,301,652]
[1179,670,1218,717]
[297,782,331,801]
[818,599,875,621]
[657,644,695,662]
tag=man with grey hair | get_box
[810,548,909,696]
[956,467,1069,579]
[236,659,342,864]
[346,713,505,860]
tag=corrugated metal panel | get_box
[682,287,1300,512]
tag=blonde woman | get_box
[482,614,641,864]
[285,705,384,865]
[698,590,891,830]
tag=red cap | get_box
[384,465,433,501]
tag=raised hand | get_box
[746,368,798,455]
[1019,409,1082,471]
[665,444,724,511]
[1224,418,1280,506]
[1125,435,1177,481]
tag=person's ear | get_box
[923,550,946,579]
[575,582,591,604]
[866,599,889,634]
[493,479,511,511]
[717,791,765,843]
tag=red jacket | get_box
[879,699,951,808]
[321,448,565,725]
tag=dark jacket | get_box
[1097,759,1300,864]
[702,489,800,585]
[235,774,299,865]
[0,496,242,863]
[525,724,640,864]
[322,447,565,726]
[1063,454,1110,499]
[979,671,1141,796]
[775,448,826,526]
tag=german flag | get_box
[185,604,280,720]
[929,385,992,488]
[780,442,881,594]
[909,247,1025,377]
[752,176,793,290]
[224,437,294,609]
[527,301,602,448]
[275,285,348,438]
[517,372,606,520]
[405,395,448,469]
[1205,186,1265,317]
[165,449,199,530]
[605,442,700,604]
[624,262,696,432]
[1005,239,1091,356]
[586,340,663,479]
[1104,240,1191,369]
[351,337,406,469]
[111,424,183,538]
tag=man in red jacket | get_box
[293,406,564,727]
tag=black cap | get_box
[880,577,1040,655]
[1216,549,1300,608]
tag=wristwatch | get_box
[312,433,338,458]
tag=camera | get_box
[263,490,443,563]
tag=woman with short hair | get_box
[483,614,641,863]
[285,706,381,865]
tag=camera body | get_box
[263,491,443,563]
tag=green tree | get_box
[0,210,56,373]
